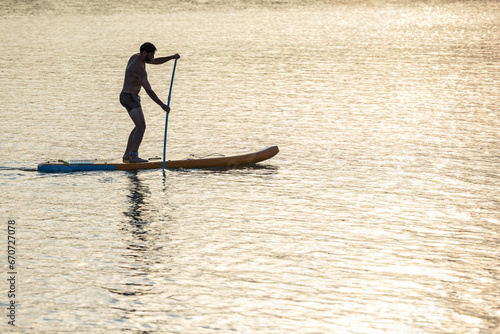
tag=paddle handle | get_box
[163,58,178,169]
[167,58,177,107]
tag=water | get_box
[1,0,499,333]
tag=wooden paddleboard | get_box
[37,146,279,172]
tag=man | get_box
[120,42,180,163]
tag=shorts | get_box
[120,92,141,112]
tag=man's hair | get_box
[140,42,157,54]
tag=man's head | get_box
[140,42,157,62]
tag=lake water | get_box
[1,0,499,333]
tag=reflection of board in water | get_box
[37,146,279,172]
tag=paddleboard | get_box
[37,146,279,173]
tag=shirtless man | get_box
[120,42,180,162]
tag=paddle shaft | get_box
[163,58,178,169]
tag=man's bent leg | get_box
[123,127,137,160]
[124,107,147,162]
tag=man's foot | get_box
[129,156,148,163]
[128,151,148,163]
[122,154,130,162]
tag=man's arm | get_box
[139,71,170,112]
[148,54,180,65]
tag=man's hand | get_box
[161,103,171,113]
[172,54,180,60]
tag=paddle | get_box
[163,58,178,169]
